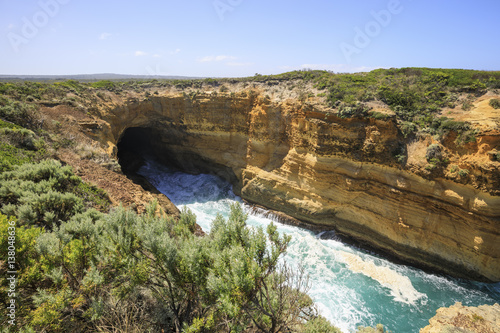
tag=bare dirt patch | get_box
[57,148,179,217]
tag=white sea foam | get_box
[334,251,426,305]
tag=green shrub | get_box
[438,118,470,132]
[0,118,22,130]
[204,78,220,87]
[426,144,442,161]
[54,79,86,93]
[395,154,406,165]
[425,163,437,171]
[369,111,391,120]
[91,80,116,90]
[74,182,110,211]
[0,159,111,228]
[429,157,441,165]
[458,169,470,177]
[0,143,39,172]
[378,86,418,109]
[0,121,48,172]
[462,101,473,111]
[26,191,83,225]
[467,80,487,94]
[489,98,500,109]
[471,313,484,322]
[0,159,80,189]
[0,160,84,227]
[0,127,38,149]
[456,130,477,145]
[400,121,418,138]
[338,102,372,118]
[300,315,342,332]
[0,100,41,129]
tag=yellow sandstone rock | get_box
[420,302,500,333]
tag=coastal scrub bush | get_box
[0,143,39,172]
[301,315,342,332]
[0,160,83,226]
[462,101,473,111]
[427,117,476,144]
[0,159,110,228]
[53,79,86,93]
[91,80,116,90]
[0,121,48,172]
[466,80,487,95]
[338,102,372,118]
[369,111,392,120]
[426,144,442,162]
[458,169,470,177]
[0,100,41,129]
[0,127,41,150]
[0,195,335,332]
[400,121,418,138]
[489,98,500,109]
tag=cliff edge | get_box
[420,302,500,333]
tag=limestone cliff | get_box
[74,88,500,282]
[420,302,500,333]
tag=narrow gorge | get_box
[81,89,500,283]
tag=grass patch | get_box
[0,143,39,172]
[0,119,23,130]
[471,313,484,322]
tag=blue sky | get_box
[1,0,499,77]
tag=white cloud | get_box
[198,55,236,63]
[300,64,381,73]
[227,62,254,67]
[152,54,161,58]
[135,51,148,56]
[170,48,181,55]
[7,23,15,31]
[99,32,112,40]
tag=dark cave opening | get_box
[117,127,155,174]
[116,126,241,193]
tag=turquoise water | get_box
[138,159,500,333]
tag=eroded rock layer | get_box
[420,302,500,333]
[88,92,500,282]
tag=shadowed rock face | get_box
[92,93,500,282]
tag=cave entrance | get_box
[117,127,159,174]
[116,126,241,193]
[116,127,172,192]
